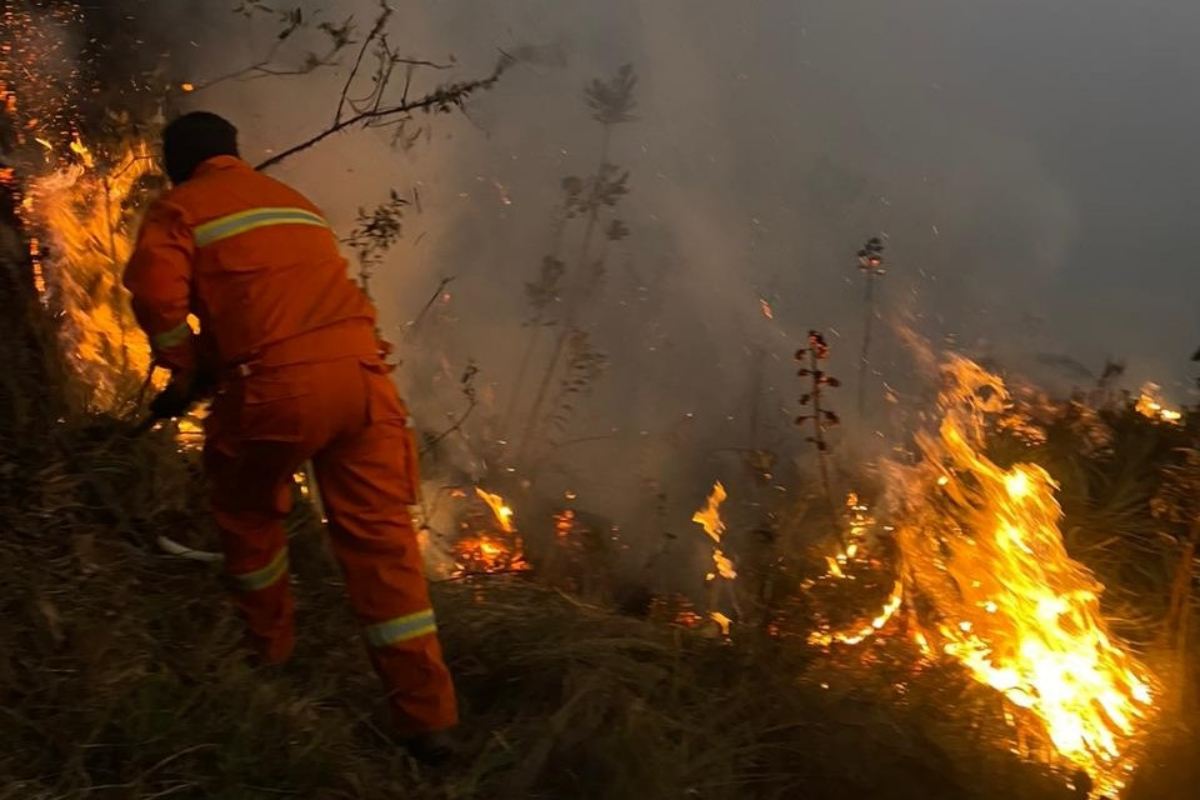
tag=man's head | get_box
[162,111,239,185]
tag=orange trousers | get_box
[202,355,458,734]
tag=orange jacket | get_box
[123,156,378,375]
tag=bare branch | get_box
[420,394,479,457]
[190,11,355,92]
[408,276,457,338]
[420,360,480,456]
[335,1,393,125]
[255,55,511,172]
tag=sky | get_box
[138,0,1199,516]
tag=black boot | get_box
[402,729,458,766]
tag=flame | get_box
[1134,383,1182,425]
[887,356,1156,796]
[69,134,94,168]
[693,481,736,581]
[809,580,903,647]
[828,492,873,580]
[452,488,528,575]
[554,508,575,540]
[475,487,515,533]
[710,611,733,637]
[453,535,515,574]
[175,411,207,452]
[28,139,164,410]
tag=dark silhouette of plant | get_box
[420,359,480,458]
[513,65,638,470]
[206,4,355,88]
[501,254,566,434]
[1152,441,1200,710]
[544,330,609,444]
[585,65,638,125]
[855,236,885,417]
[796,330,841,527]
[344,189,408,292]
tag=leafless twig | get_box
[256,56,508,171]
[408,275,457,339]
[420,361,480,456]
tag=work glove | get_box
[149,373,201,420]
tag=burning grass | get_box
[1,9,1195,794]
[0,291,1149,800]
[28,138,163,411]
[2,320,1195,800]
[2,136,1193,796]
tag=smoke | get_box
[126,1,1198,532]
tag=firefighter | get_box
[123,111,458,762]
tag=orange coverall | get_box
[123,155,457,734]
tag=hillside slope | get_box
[0,267,1106,800]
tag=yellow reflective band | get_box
[194,206,328,247]
[152,321,192,351]
[231,548,289,592]
[364,609,437,648]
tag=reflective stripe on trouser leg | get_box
[229,547,289,592]
[313,358,458,732]
[364,609,438,648]
[223,544,294,664]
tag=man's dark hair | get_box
[162,111,240,185]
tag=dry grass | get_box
[0,411,1073,799]
[1,274,1194,799]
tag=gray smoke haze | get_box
[144,1,1199,526]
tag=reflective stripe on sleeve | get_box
[364,609,438,648]
[152,321,193,351]
[230,548,289,592]
[194,207,328,247]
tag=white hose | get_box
[156,535,224,563]
[156,460,323,563]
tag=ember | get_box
[1134,383,1182,425]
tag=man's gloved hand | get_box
[149,373,198,420]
